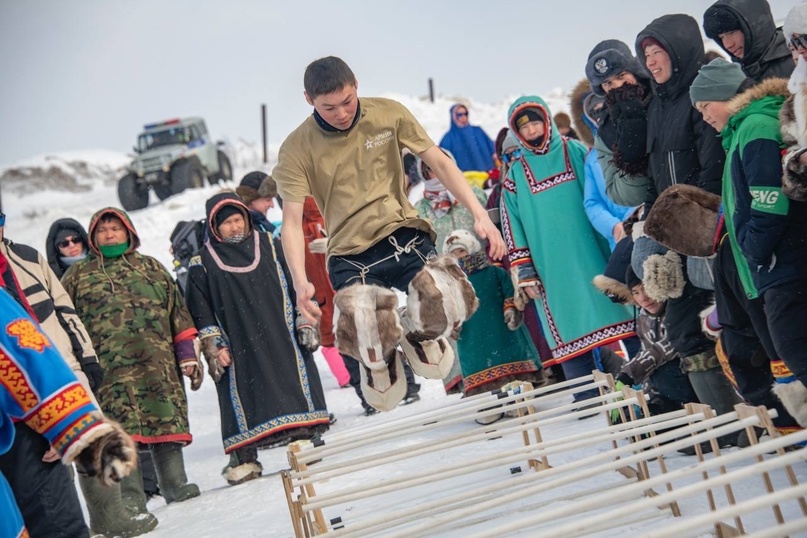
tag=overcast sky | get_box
[0,0,799,166]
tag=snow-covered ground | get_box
[3,93,805,537]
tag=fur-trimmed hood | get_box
[727,76,790,117]
[87,208,140,256]
[570,79,595,147]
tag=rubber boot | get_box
[119,465,149,515]
[150,442,200,504]
[78,473,158,538]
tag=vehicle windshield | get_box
[138,127,189,152]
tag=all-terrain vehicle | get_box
[117,117,233,211]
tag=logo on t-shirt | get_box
[365,130,393,150]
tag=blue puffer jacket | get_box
[439,104,495,172]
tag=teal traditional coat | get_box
[457,253,542,395]
[501,95,634,366]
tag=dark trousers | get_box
[328,227,436,291]
[0,423,87,538]
[763,279,807,386]
[560,350,599,401]
[328,227,435,399]
[714,241,799,429]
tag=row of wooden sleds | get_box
[281,371,807,537]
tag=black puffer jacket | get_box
[636,14,726,203]
[45,218,89,278]
[704,0,794,82]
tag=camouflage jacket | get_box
[62,208,197,445]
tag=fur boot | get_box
[223,462,263,486]
[405,255,478,341]
[644,184,721,257]
[357,349,408,411]
[771,359,807,427]
[398,312,456,380]
[333,284,403,371]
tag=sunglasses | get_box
[454,111,468,118]
[790,34,807,50]
[57,237,82,249]
[502,148,522,165]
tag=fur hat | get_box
[593,236,635,304]
[784,3,807,41]
[586,39,648,96]
[642,250,685,302]
[443,229,481,255]
[643,184,722,257]
[689,58,746,105]
[702,5,742,40]
[514,109,544,129]
[236,171,277,206]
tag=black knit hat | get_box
[214,204,245,228]
[585,40,649,96]
[55,226,83,246]
[240,171,267,191]
[514,109,544,129]
[703,5,742,40]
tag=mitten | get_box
[189,339,204,391]
[296,307,321,351]
[74,417,137,486]
[503,307,522,330]
[81,361,105,393]
[308,238,328,254]
[201,336,227,382]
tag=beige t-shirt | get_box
[273,97,436,258]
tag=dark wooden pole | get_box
[428,78,434,103]
[261,104,268,164]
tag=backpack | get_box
[170,219,206,296]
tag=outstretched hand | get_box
[475,215,506,261]
[296,282,322,326]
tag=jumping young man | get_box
[273,56,503,410]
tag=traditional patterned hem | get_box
[131,432,193,446]
[463,360,540,392]
[542,322,636,367]
[443,374,463,392]
[223,411,330,453]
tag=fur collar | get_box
[727,77,790,117]
[570,78,595,147]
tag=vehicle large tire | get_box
[117,173,149,211]
[170,159,204,194]
[214,151,233,184]
[153,182,172,201]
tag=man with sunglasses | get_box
[439,104,496,173]
[703,0,794,83]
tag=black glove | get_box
[609,97,646,121]
[81,361,105,393]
